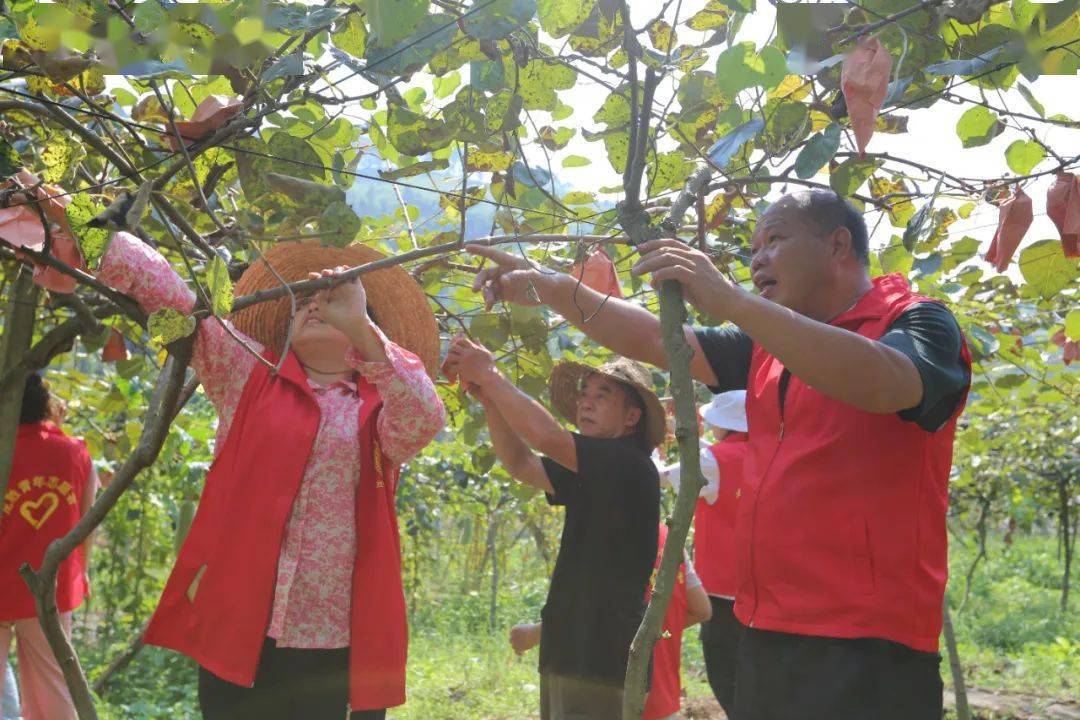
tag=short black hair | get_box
[787,190,870,265]
[20,373,50,424]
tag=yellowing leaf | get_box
[207,255,234,316]
[148,308,196,347]
[769,75,810,102]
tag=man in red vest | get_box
[468,189,971,719]
[1,374,98,720]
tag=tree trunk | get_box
[1061,473,1072,613]
[620,167,713,719]
[0,266,39,531]
[488,513,499,632]
[942,597,971,720]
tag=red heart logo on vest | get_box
[19,492,59,530]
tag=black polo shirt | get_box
[539,434,660,686]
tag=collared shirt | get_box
[98,232,445,648]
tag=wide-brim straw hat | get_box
[231,240,439,376]
[549,357,666,450]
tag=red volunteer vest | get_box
[142,351,408,711]
[694,433,748,598]
[734,274,970,653]
[1,422,90,620]
[643,523,688,720]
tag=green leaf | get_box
[361,0,428,46]
[706,118,764,168]
[519,59,576,110]
[433,70,461,99]
[649,151,694,193]
[267,132,325,180]
[470,313,510,349]
[333,11,368,57]
[207,255,233,316]
[955,106,1003,148]
[1019,239,1078,299]
[261,53,303,83]
[902,174,944,251]
[378,158,450,180]
[793,123,841,179]
[562,155,591,168]
[0,137,22,180]
[1004,140,1045,175]
[264,172,346,208]
[1016,83,1044,117]
[1065,309,1080,341]
[538,0,595,38]
[320,200,363,247]
[967,325,999,360]
[387,105,458,156]
[879,238,913,275]
[461,0,536,41]
[64,194,111,267]
[714,42,787,95]
[363,13,456,77]
[147,308,196,347]
[829,158,880,197]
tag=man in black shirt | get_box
[466,189,971,720]
[443,337,663,719]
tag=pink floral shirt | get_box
[98,232,445,648]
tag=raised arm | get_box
[310,266,445,464]
[442,335,574,489]
[633,239,924,414]
[467,245,719,386]
[96,232,259,414]
[346,331,445,464]
[478,391,553,493]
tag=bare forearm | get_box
[532,271,669,367]
[482,371,567,454]
[726,291,922,413]
[482,396,535,474]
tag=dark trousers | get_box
[734,628,944,720]
[540,673,623,720]
[699,596,742,718]
[198,638,387,720]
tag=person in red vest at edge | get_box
[85,231,445,719]
[654,391,748,717]
[443,337,663,719]
[509,521,712,720]
[1,373,99,720]
[467,188,972,720]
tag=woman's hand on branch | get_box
[306,266,368,333]
[466,245,543,310]
[631,239,742,321]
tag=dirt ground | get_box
[681,688,1080,720]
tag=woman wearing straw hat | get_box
[91,231,445,719]
[443,336,662,720]
[655,390,748,718]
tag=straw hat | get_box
[231,240,439,376]
[549,358,666,450]
[700,390,747,433]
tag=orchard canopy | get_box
[0,0,1077,714]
